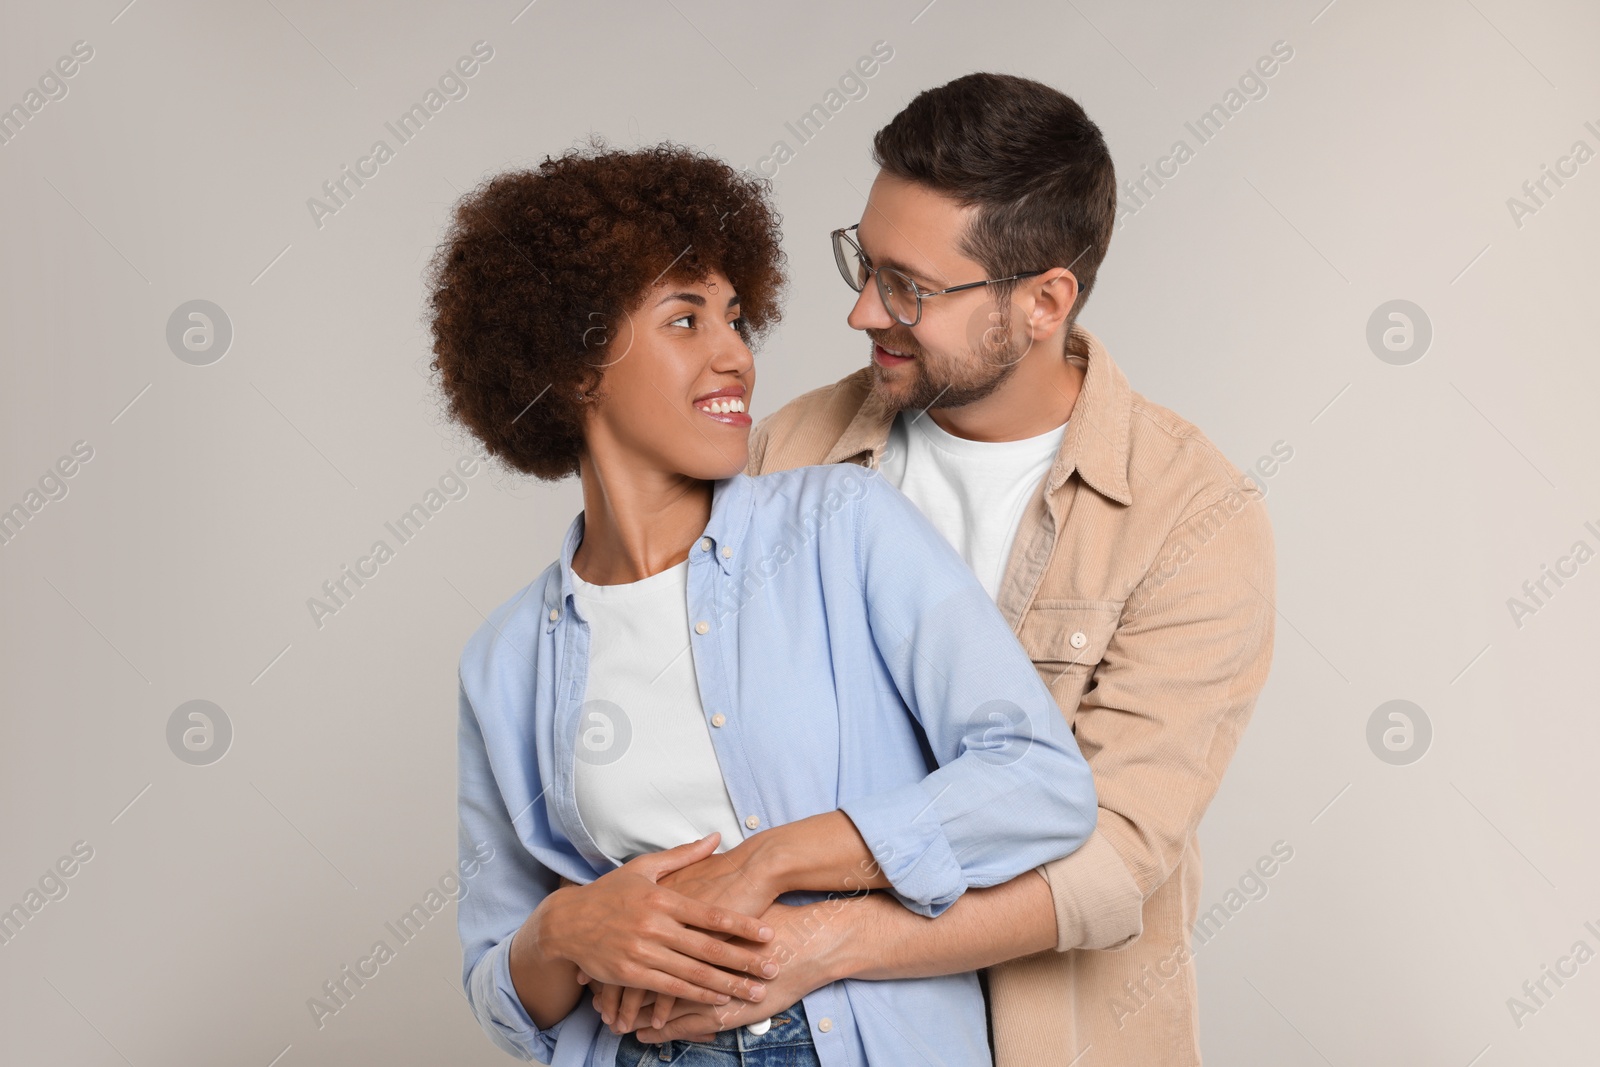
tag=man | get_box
[644,72,1277,1065]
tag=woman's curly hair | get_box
[424,139,786,481]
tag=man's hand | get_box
[584,897,855,1039]
[534,833,777,1007]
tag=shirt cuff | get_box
[1035,829,1145,952]
[466,929,567,1062]
[840,781,964,918]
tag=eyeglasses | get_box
[830,224,1051,327]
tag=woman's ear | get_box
[573,367,601,405]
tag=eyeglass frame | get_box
[830,224,1054,327]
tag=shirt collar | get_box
[1045,324,1134,505]
[544,472,756,632]
[820,323,1135,506]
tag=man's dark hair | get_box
[872,72,1116,343]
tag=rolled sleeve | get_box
[465,931,569,1062]
[847,473,1099,918]
[1035,831,1144,951]
[839,781,965,919]
[457,676,593,1063]
[1044,477,1276,951]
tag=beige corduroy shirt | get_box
[748,323,1277,1066]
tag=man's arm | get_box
[589,816,1060,1036]
[627,873,1058,1041]
[826,870,1058,979]
[1029,478,1277,952]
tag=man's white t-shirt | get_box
[879,409,1068,600]
[569,558,746,865]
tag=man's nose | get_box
[846,281,893,332]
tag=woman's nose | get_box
[713,328,755,373]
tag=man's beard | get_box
[867,325,1027,412]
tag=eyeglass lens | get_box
[834,232,919,325]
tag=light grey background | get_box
[3,1,1596,1064]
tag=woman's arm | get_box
[836,471,1098,914]
[457,682,779,1059]
[506,902,583,1030]
[457,679,583,1061]
[592,471,1099,1033]
[637,472,1100,918]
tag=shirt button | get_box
[817,1017,832,1033]
[744,1018,772,1035]
[699,538,711,551]
[721,546,732,558]
[548,609,559,622]
[745,814,760,829]
[710,713,726,727]
[695,620,710,635]
[1070,631,1088,649]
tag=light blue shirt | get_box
[456,463,1098,1066]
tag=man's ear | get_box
[1025,269,1079,341]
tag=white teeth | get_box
[699,397,745,415]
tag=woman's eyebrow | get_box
[654,291,706,308]
[653,290,741,309]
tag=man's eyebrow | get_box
[856,236,941,287]
[885,260,940,286]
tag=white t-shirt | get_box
[569,558,747,866]
[879,409,1068,600]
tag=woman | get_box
[428,141,1097,1067]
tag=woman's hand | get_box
[534,833,778,1007]
[574,834,788,1033]
[654,835,785,922]
[582,900,842,1038]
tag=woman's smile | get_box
[693,386,751,426]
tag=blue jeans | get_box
[614,1000,822,1067]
